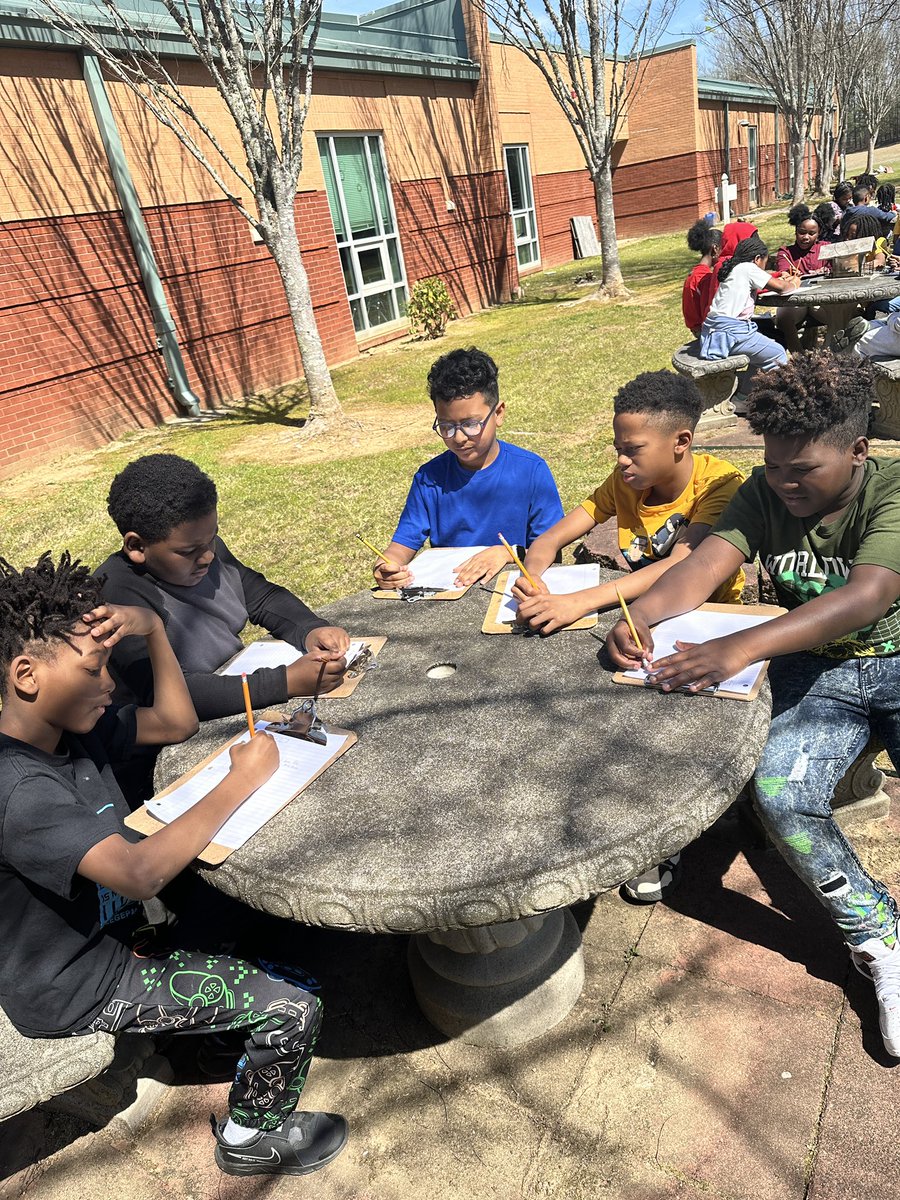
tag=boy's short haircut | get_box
[107,454,218,542]
[686,220,721,255]
[0,552,102,699]
[427,347,499,408]
[613,371,702,433]
[747,352,873,448]
[852,185,870,206]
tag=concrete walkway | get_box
[2,781,898,1200]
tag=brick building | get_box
[0,8,822,474]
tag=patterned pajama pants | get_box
[77,945,322,1131]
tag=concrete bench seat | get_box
[1,1007,115,1122]
[868,357,900,439]
[672,341,750,423]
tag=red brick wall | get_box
[394,170,517,310]
[532,169,596,267]
[612,151,703,237]
[0,193,359,478]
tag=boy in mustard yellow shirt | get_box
[516,371,745,633]
[515,370,745,905]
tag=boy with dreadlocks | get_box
[607,353,900,1060]
[0,554,348,1177]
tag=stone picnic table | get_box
[755,272,900,346]
[155,572,771,1047]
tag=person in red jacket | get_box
[682,220,722,338]
[774,204,829,352]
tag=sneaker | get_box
[848,927,900,1057]
[731,396,750,416]
[832,316,869,352]
[621,853,683,904]
[213,1111,349,1177]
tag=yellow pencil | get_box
[498,532,538,589]
[355,531,397,570]
[615,587,646,656]
[241,672,256,738]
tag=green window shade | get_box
[318,140,346,241]
[334,137,377,238]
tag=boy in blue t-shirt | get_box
[372,347,563,590]
[607,353,900,1060]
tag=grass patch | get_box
[0,205,807,610]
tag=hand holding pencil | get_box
[606,587,654,669]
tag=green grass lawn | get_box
[0,205,803,616]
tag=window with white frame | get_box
[317,134,408,334]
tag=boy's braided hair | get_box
[0,552,102,698]
[746,351,873,448]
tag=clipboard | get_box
[218,636,386,698]
[371,545,488,601]
[612,602,786,702]
[482,568,599,634]
[125,724,357,864]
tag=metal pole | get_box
[724,99,731,179]
[80,53,201,417]
[774,105,780,198]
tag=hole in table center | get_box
[426,662,457,680]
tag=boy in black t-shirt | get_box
[0,553,348,1177]
[96,453,351,805]
[607,353,900,1060]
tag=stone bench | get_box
[672,341,750,424]
[868,358,900,439]
[1,1007,168,1128]
[1,1007,115,1122]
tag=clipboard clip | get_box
[345,644,378,679]
[266,699,328,745]
[399,586,444,603]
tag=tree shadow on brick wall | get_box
[0,66,279,450]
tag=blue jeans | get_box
[873,294,900,315]
[700,314,788,372]
[753,652,899,946]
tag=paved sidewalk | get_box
[2,788,899,1200]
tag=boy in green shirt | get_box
[607,353,900,1058]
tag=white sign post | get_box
[716,173,738,223]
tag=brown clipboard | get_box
[124,724,357,865]
[372,584,472,601]
[481,568,599,634]
[217,636,386,698]
[611,601,786,702]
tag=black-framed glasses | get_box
[432,403,498,440]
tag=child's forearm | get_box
[136,623,199,746]
[733,567,899,663]
[523,531,561,575]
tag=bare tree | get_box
[37,0,343,426]
[478,0,676,299]
[852,21,900,174]
[706,0,842,204]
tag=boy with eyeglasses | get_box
[372,347,563,589]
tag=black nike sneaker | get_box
[212,1111,349,1176]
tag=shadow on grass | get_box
[218,384,311,428]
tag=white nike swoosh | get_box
[224,1146,282,1164]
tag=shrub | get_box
[406,277,457,339]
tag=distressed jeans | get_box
[753,652,900,946]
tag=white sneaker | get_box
[849,927,900,1057]
[621,853,682,904]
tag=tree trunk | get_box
[592,166,630,299]
[270,201,343,423]
[866,133,876,174]
[790,137,805,204]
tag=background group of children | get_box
[682,175,900,406]
[2,345,900,1179]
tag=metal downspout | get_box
[723,99,731,180]
[80,53,202,417]
[774,105,780,198]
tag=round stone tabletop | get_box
[156,573,771,935]
[756,273,900,307]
